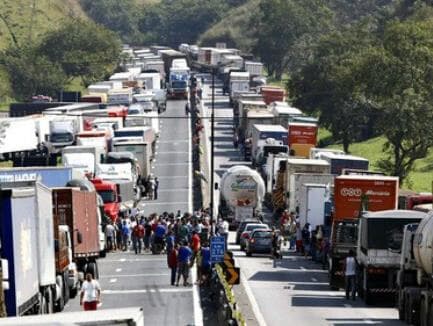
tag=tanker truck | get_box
[218,165,265,229]
[397,211,433,325]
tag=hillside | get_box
[0,0,89,105]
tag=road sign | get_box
[225,267,240,285]
[210,236,226,263]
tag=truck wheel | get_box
[246,251,252,257]
[46,288,54,314]
[100,249,106,258]
[405,294,414,325]
[63,272,70,303]
[55,276,65,312]
[69,286,78,299]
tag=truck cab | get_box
[91,178,121,222]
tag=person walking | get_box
[344,249,357,300]
[154,177,159,200]
[176,241,192,286]
[105,222,116,251]
[80,273,101,311]
[144,218,152,251]
[168,244,179,286]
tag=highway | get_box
[200,79,405,326]
[64,99,199,326]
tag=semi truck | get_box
[112,141,151,180]
[219,165,265,229]
[52,188,100,281]
[91,178,123,222]
[316,152,369,175]
[0,167,77,188]
[288,122,318,158]
[0,117,39,158]
[47,117,78,153]
[328,175,399,290]
[357,210,427,305]
[61,146,102,177]
[397,211,433,325]
[251,124,288,167]
[168,67,190,99]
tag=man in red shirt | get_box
[191,231,201,254]
[132,223,145,254]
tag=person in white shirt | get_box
[80,273,101,311]
[344,249,357,300]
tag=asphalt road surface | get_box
[200,79,405,326]
[139,99,192,216]
[64,100,199,326]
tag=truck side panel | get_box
[73,191,99,256]
[1,190,39,316]
[35,183,56,286]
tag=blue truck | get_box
[0,167,74,188]
[317,152,369,175]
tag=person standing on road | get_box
[121,220,130,251]
[154,177,159,200]
[132,222,145,254]
[176,241,192,286]
[168,243,179,286]
[217,218,229,247]
[105,222,116,251]
[80,273,101,311]
[144,218,152,251]
[344,249,357,300]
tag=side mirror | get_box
[77,231,83,244]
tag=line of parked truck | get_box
[0,45,194,319]
[198,42,433,325]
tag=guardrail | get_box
[210,265,245,326]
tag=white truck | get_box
[288,173,334,219]
[124,112,159,136]
[0,117,39,157]
[61,146,103,177]
[108,88,133,105]
[47,117,78,153]
[229,71,250,105]
[112,140,151,180]
[136,73,161,90]
[270,102,303,127]
[251,124,288,167]
[219,165,265,228]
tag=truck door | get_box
[306,187,326,229]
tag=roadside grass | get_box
[323,134,433,192]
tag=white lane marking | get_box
[101,273,169,278]
[187,106,193,214]
[157,176,188,179]
[364,320,375,324]
[158,188,189,192]
[115,268,122,272]
[311,277,318,282]
[191,265,203,326]
[157,151,189,154]
[120,258,126,262]
[300,266,307,271]
[287,281,328,285]
[109,278,117,283]
[239,268,267,326]
[151,166,155,169]
[158,140,188,144]
[102,288,193,294]
[343,304,352,308]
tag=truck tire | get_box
[100,249,106,258]
[46,288,54,314]
[55,276,65,312]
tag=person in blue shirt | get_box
[121,220,130,251]
[176,241,192,286]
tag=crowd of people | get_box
[277,210,330,268]
[105,208,230,287]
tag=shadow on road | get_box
[326,318,403,326]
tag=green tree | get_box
[253,0,332,79]
[2,46,67,100]
[290,24,377,153]
[358,19,433,181]
[38,19,121,86]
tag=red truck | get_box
[328,175,399,289]
[91,178,122,222]
[260,86,285,105]
[52,188,100,281]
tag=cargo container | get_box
[270,102,303,127]
[244,61,263,77]
[0,167,74,188]
[288,122,318,158]
[108,88,133,106]
[52,188,100,279]
[288,173,334,215]
[251,124,288,166]
[317,152,369,175]
[299,184,328,230]
[136,73,161,90]
[0,185,40,316]
[334,175,399,220]
[159,49,187,81]
[309,148,345,160]
[112,141,151,179]
[260,86,285,105]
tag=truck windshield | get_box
[171,81,187,89]
[51,133,73,143]
[98,190,116,203]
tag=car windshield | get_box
[172,81,187,89]
[253,231,272,238]
[98,190,116,203]
[128,109,141,115]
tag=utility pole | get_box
[210,68,215,236]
